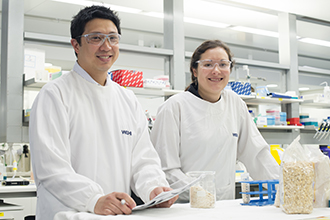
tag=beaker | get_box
[187,171,216,208]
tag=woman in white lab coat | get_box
[150,40,279,202]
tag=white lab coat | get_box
[150,90,279,202]
[29,69,168,220]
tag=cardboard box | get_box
[111,70,143,87]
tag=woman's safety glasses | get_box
[196,59,232,70]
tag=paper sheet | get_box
[132,174,205,211]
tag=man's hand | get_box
[94,192,136,215]
[149,187,178,208]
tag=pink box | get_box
[111,70,143,87]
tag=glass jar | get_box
[187,171,216,208]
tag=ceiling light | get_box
[299,87,310,91]
[266,84,278,88]
[184,17,230,28]
[231,26,279,38]
[142,12,164,18]
[51,0,142,14]
[299,38,330,48]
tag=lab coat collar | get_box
[187,82,222,102]
[187,82,203,99]
[73,61,110,86]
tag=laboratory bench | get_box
[0,184,37,219]
[54,199,330,220]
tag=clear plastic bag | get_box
[280,136,314,214]
[305,145,330,208]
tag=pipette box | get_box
[111,69,143,87]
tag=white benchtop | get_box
[54,199,330,220]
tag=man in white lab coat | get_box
[29,5,177,220]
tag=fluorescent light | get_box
[299,87,310,91]
[51,0,142,14]
[142,12,164,18]
[141,14,230,28]
[109,5,142,14]
[51,0,330,49]
[266,84,278,88]
[299,38,330,48]
[231,26,279,38]
[184,17,230,28]
[52,0,100,6]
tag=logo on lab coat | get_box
[232,133,238,137]
[121,130,132,136]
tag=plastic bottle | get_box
[320,82,330,103]
[241,172,251,204]
[0,161,3,181]
[3,165,7,181]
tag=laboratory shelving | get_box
[257,125,304,130]
[24,78,306,104]
[24,77,182,97]
[300,99,330,108]
[244,96,303,105]
[23,77,306,133]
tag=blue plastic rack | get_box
[240,179,279,206]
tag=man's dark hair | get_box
[70,5,121,45]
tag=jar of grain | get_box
[187,171,216,208]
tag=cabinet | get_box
[0,185,37,219]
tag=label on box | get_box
[111,70,143,87]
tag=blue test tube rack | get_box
[240,179,279,206]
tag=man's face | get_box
[71,18,119,81]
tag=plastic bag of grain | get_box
[279,136,314,214]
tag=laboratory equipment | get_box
[314,117,330,141]
[187,171,216,208]
[240,173,250,204]
[240,179,279,206]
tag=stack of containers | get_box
[266,109,280,126]
[300,113,318,127]
[280,112,287,126]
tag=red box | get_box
[287,117,302,126]
[111,70,143,87]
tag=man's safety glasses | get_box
[77,33,121,46]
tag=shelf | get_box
[24,78,47,89]
[244,96,303,105]
[127,87,182,97]
[299,66,330,75]
[238,95,256,101]
[24,32,174,57]
[257,125,304,130]
[24,78,182,97]
[300,99,330,108]
[24,78,305,103]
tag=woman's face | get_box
[193,47,231,103]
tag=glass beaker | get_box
[187,171,216,208]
